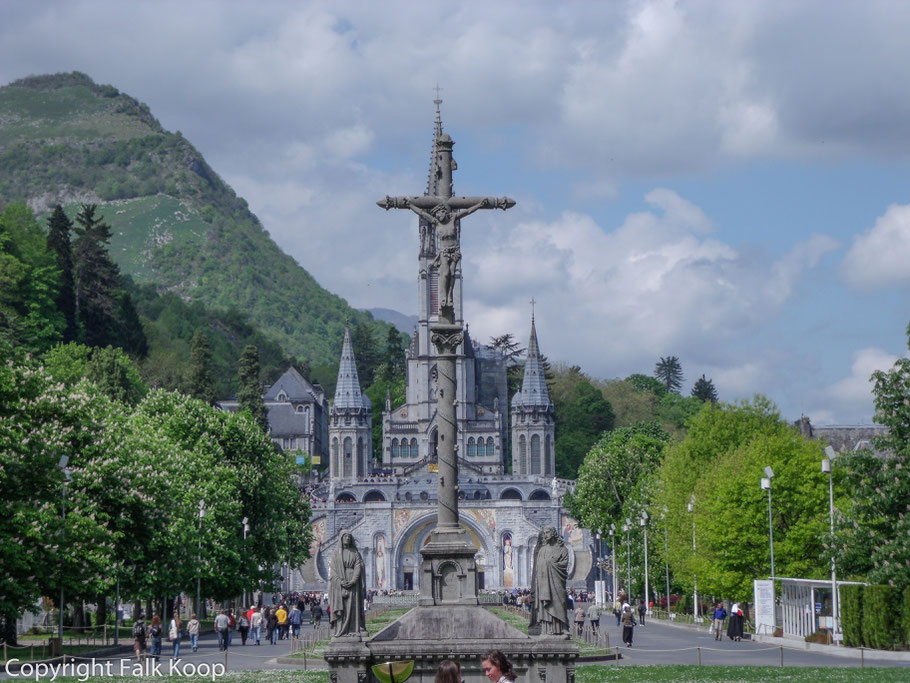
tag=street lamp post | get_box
[761,466,775,581]
[823,446,838,636]
[609,523,617,603]
[624,518,632,601]
[687,495,698,620]
[241,517,250,609]
[596,531,603,587]
[57,456,72,641]
[640,511,649,612]
[662,506,671,618]
[196,501,205,617]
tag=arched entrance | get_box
[392,514,491,591]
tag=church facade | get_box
[291,105,593,592]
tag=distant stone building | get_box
[218,366,329,463]
[796,415,887,454]
[290,105,593,593]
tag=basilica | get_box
[229,105,594,592]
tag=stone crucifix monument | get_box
[326,100,578,683]
[377,130,514,605]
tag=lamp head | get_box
[57,455,69,469]
[609,522,616,533]
[821,458,831,474]
[761,477,771,491]
[687,502,693,513]
[824,445,836,460]
[764,466,775,479]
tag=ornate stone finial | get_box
[433,83,443,109]
[530,297,536,320]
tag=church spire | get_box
[333,325,364,409]
[517,311,550,408]
[426,88,446,198]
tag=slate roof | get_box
[334,326,371,410]
[513,315,550,409]
[263,366,323,403]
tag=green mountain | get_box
[0,71,388,366]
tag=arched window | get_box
[331,438,339,477]
[357,438,365,476]
[486,437,495,457]
[518,435,527,475]
[296,405,304,413]
[343,437,353,478]
[391,439,399,459]
[544,435,552,475]
[467,437,475,457]
[410,438,418,458]
[530,434,541,475]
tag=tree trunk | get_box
[96,595,108,629]
[145,598,153,621]
[0,607,18,646]
[73,600,85,632]
[132,601,141,622]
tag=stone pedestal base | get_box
[324,634,371,683]
[418,527,480,607]
[361,606,578,683]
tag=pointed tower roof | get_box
[516,314,550,408]
[425,95,445,197]
[333,326,366,410]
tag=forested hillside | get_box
[0,71,389,366]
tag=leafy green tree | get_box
[0,204,64,353]
[382,327,407,382]
[43,342,147,404]
[72,204,121,347]
[600,379,660,427]
[554,376,615,478]
[351,321,381,387]
[45,205,78,342]
[187,329,216,404]
[691,374,718,403]
[656,397,830,599]
[657,392,705,431]
[566,422,670,534]
[654,356,684,393]
[626,373,667,396]
[237,344,268,432]
[835,322,910,590]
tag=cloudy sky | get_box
[3,0,909,424]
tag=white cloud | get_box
[841,203,910,290]
[462,189,836,381]
[807,347,899,424]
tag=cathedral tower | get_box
[329,326,372,480]
[511,313,555,476]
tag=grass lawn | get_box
[1,644,101,665]
[287,608,412,658]
[576,666,910,681]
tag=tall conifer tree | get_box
[188,329,216,405]
[45,205,78,342]
[237,344,268,432]
[72,204,122,348]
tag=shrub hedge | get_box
[840,584,863,647]
[861,585,901,650]
[903,586,910,648]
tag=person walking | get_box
[168,614,182,660]
[638,600,647,626]
[727,602,744,641]
[289,603,303,639]
[251,607,263,645]
[620,603,637,648]
[311,602,323,627]
[187,614,200,653]
[148,616,163,660]
[132,615,147,660]
[586,601,601,635]
[276,603,288,640]
[573,604,585,636]
[712,602,727,641]
[214,610,230,651]
[238,611,250,645]
[613,598,622,626]
[268,607,279,645]
[481,649,517,683]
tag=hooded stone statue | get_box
[530,525,569,636]
[329,530,366,637]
